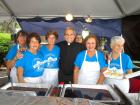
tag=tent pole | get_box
[1,0,16,17]
[113,0,126,17]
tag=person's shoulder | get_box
[97,50,104,55]
[41,44,46,47]
[73,42,86,49]
[40,45,45,49]
[56,41,66,46]
[73,42,82,46]
[12,44,17,47]
[54,45,60,50]
[122,53,131,59]
[7,44,18,53]
[39,45,44,50]
[78,50,86,56]
[10,44,17,49]
[122,53,130,57]
[54,45,59,48]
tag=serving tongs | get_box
[45,84,62,97]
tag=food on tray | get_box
[111,72,123,77]
[103,70,123,79]
[103,70,113,76]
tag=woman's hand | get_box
[97,67,107,84]
[16,52,23,59]
[18,47,26,52]
[73,66,79,84]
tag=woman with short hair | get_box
[39,31,60,86]
[5,30,27,82]
[104,36,134,93]
[74,34,107,84]
[16,33,44,83]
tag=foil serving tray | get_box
[0,89,36,96]
[1,82,52,96]
[61,84,121,103]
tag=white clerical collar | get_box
[67,42,71,46]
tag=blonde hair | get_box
[110,36,125,48]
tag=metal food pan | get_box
[1,83,52,96]
[1,82,52,89]
[61,84,121,103]
[0,89,36,96]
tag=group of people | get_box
[5,27,134,93]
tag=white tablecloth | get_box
[126,93,140,105]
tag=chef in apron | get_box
[39,31,60,86]
[103,36,133,93]
[5,30,27,82]
[74,34,107,85]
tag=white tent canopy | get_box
[0,0,140,21]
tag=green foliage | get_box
[0,33,11,39]
[0,33,12,65]
[0,20,19,33]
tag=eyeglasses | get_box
[65,34,75,36]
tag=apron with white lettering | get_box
[42,68,59,86]
[78,50,100,85]
[104,53,129,93]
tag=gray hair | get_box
[110,36,125,48]
[64,27,76,35]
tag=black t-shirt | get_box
[57,41,85,75]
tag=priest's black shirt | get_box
[57,41,85,83]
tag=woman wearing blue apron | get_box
[74,35,107,85]
[39,31,60,86]
[104,36,134,93]
[5,30,27,82]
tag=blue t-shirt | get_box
[15,50,44,77]
[74,50,107,69]
[109,53,134,74]
[5,44,27,61]
[5,44,18,61]
[39,45,60,69]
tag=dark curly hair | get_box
[15,30,27,43]
[26,33,41,47]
